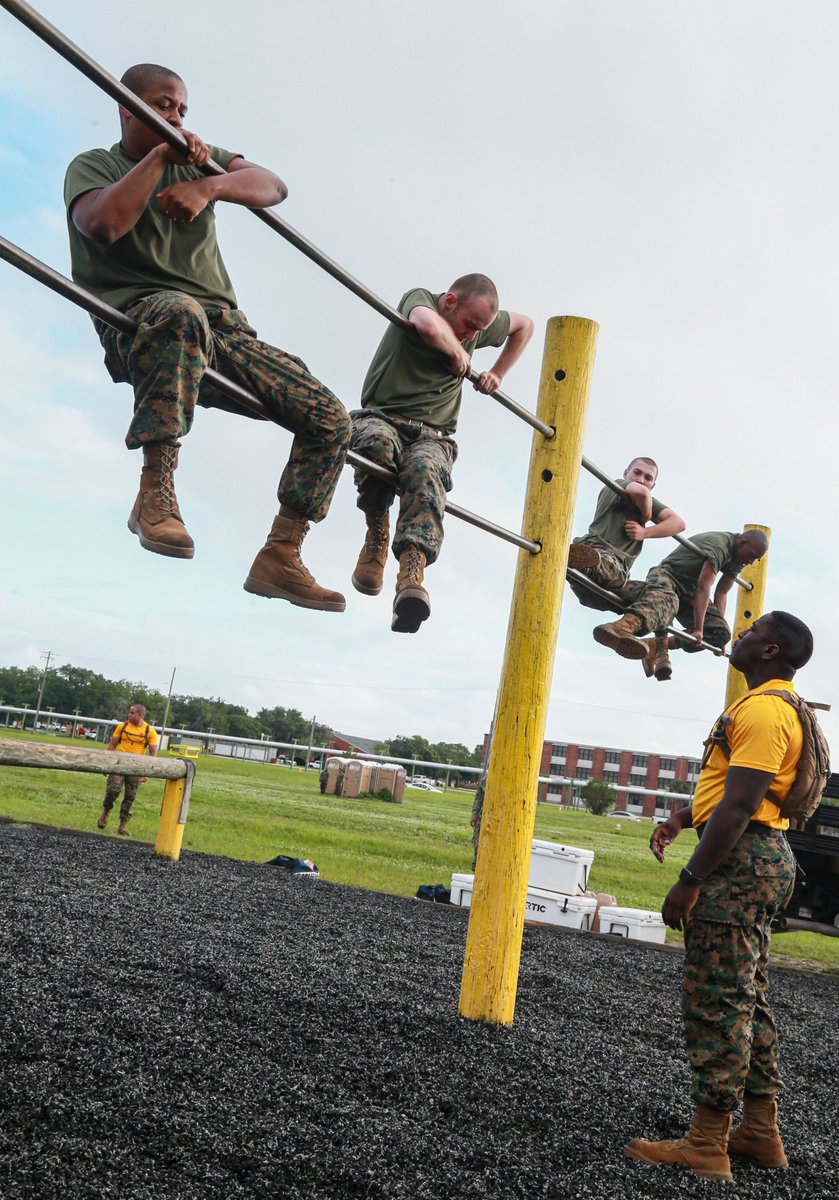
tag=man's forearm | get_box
[72,146,170,244]
[487,325,533,382]
[203,166,287,208]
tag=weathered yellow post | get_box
[155,763,194,862]
[459,315,598,1025]
[724,523,771,708]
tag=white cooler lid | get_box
[605,906,664,923]
[531,839,595,861]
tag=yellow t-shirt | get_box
[113,720,159,755]
[692,680,803,830]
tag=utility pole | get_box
[33,650,53,731]
[305,714,316,768]
[161,666,176,748]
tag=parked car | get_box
[611,809,643,821]
[84,729,99,740]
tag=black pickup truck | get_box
[779,774,839,929]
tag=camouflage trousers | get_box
[682,825,796,1112]
[349,410,457,564]
[568,543,643,614]
[98,292,351,522]
[626,565,731,651]
[102,772,143,824]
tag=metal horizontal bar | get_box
[0,0,552,439]
[566,567,727,657]
[0,234,538,555]
[0,737,187,778]
[581,455,752,592]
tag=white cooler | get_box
[450,874,597,931]
[529,840,594,895]
[600,905,667,944]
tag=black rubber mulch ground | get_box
[0,819,836,1200]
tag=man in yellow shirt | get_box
[626,611,813,1183]
[97,703,159,836]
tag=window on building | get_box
[553,744,567,756]
[550,764,563,776]
[576,767,592,780]
[605,750,622,764]
[577,747,593,759]
[632,753,648,767]
[660,757,675,771]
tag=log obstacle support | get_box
[459,315,598,1025]
[0,738,195,861]
[724,523,771,709]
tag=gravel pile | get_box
[1,819,836,1199]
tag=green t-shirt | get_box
[659,531,739,591]
[64,142,241,312]
[360,288,511,434]
[575,481,665,565]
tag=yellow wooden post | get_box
[724,523,771,709]
[459,316,598,1025]
[155,776,188,861]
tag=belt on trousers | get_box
[695,821,783,839]
[390,416,448,440]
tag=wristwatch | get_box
[679,866,706,887]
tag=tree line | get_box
[0,663,483,772]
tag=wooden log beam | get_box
[0,738,187,780]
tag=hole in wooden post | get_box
[554,370,566,381]
[542,469,553,482]
[743,610,752,619]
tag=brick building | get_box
[539,739,701,815]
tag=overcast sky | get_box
[1,0,837,761]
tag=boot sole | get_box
[567,544,601,571]
[243,577,346,613]
[128,515,194,559]
[351,573,383,597]
[391,592,431,634]
[593,626,649,661]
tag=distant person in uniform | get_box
[64,63,349,611]
[349,275,534,633]
[98,703,159,836]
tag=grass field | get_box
[1,729,837,972]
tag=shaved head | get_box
[448,273,499,307]
[120,64,183,97]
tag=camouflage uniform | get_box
[98,293,350,523]
[683,825,796,1111]
[470,779,486,870]
[102,773,143,825]
[625,564,731,651]
[350,409,457,563]
[569,558,646,613]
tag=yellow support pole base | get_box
[155,777,187,861]
[459,315,598,1025]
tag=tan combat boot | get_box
[128,441,194,558]
[243,514,345,612]
[625,1106,733,1183]
[97,808,110,830]
[567,543,601,572]
[117,820,131,837]
[592,612,649,660]
[392,546,430,633]
[352,513,390,596]
[641,634,676,680]
[728,1097,788,1169]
